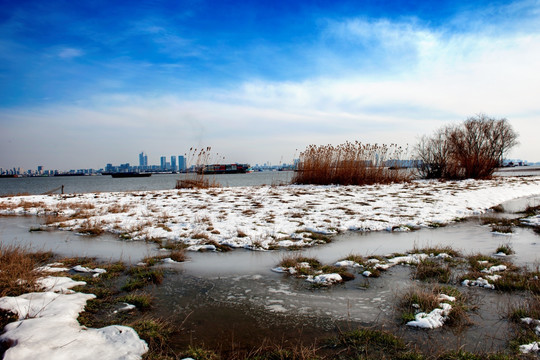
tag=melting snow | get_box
[0,177,538,250]
[0,276,148,360]
[406,294,455,329]
[306,273,343,285]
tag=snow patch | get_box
[520,342,540,354]
[406,294,454,329]
[306,273,342,285]
[462,277,496,289]
[0,290,148,360]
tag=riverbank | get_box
[1,177,539,251]
[1,177,540,359]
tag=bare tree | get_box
[415,127,453,179]
[416,114,519,179]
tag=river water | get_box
[0,172,293,196]
[2,166,539,196]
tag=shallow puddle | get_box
[0,216,159,262]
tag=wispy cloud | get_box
[2,0,540,169]
[57,47,84,59]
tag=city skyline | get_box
[0,150,298,175]
[1,149,537,177]
[2,0,540,169]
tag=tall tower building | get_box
[139,152,148,167]
[170,156,177,172]
[160,156,167,170]
[178,155,186,172]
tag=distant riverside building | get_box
[178,156,186,171]
[160,156,166,170]
[139,152,148,167]
[170,156,177,172]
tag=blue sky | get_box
[1,0,540,170]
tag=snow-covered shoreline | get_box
[1,177,539,250]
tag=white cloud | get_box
[2,7,540,169]
[58,47,84,59]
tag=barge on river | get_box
[198,163,250,175]
[103,172,152,178]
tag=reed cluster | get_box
[292,141,411,185]
[176,146,221,189]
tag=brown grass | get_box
[411,245,461,258]
[169,249,186,262]
[292,141,411,186]
[176,147,222,189]
[413,260,452,283]
[279,255,322,270]
[43,213,69,225]
[176,178,219,189]
[78,219,106,236]
[107,204,132,213]
[344,254,366,264]
[508,295,540,322]
[0,244,53,297]
[55,202,95,211]
[399,285,471,328]
[127,317,173,355]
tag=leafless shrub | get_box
[416,114,518,179]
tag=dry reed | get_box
[0,243,53,297]
[176,146,221,189]
[293,141,411,185]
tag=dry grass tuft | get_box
[411,245,461,258]
[413,260,452,283]
[399,285,472,328]
[107,204,132,214]
[279,255,322,271]
[169,249,186,262]
[78,219,106,236]
[128,317,173,354]
[0,243,53,297]
[508,295,540,322]
[176,178,219,189]
[344,254,366,264]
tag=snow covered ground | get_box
[0,177,539,250]
[0,274,148,360]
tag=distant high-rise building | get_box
[178,155,186,171]
[160,156,167,170]
[139,152,148,167]
[170,156,177,172]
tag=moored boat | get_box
[198,163,250,175]
[104,172,152,178]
